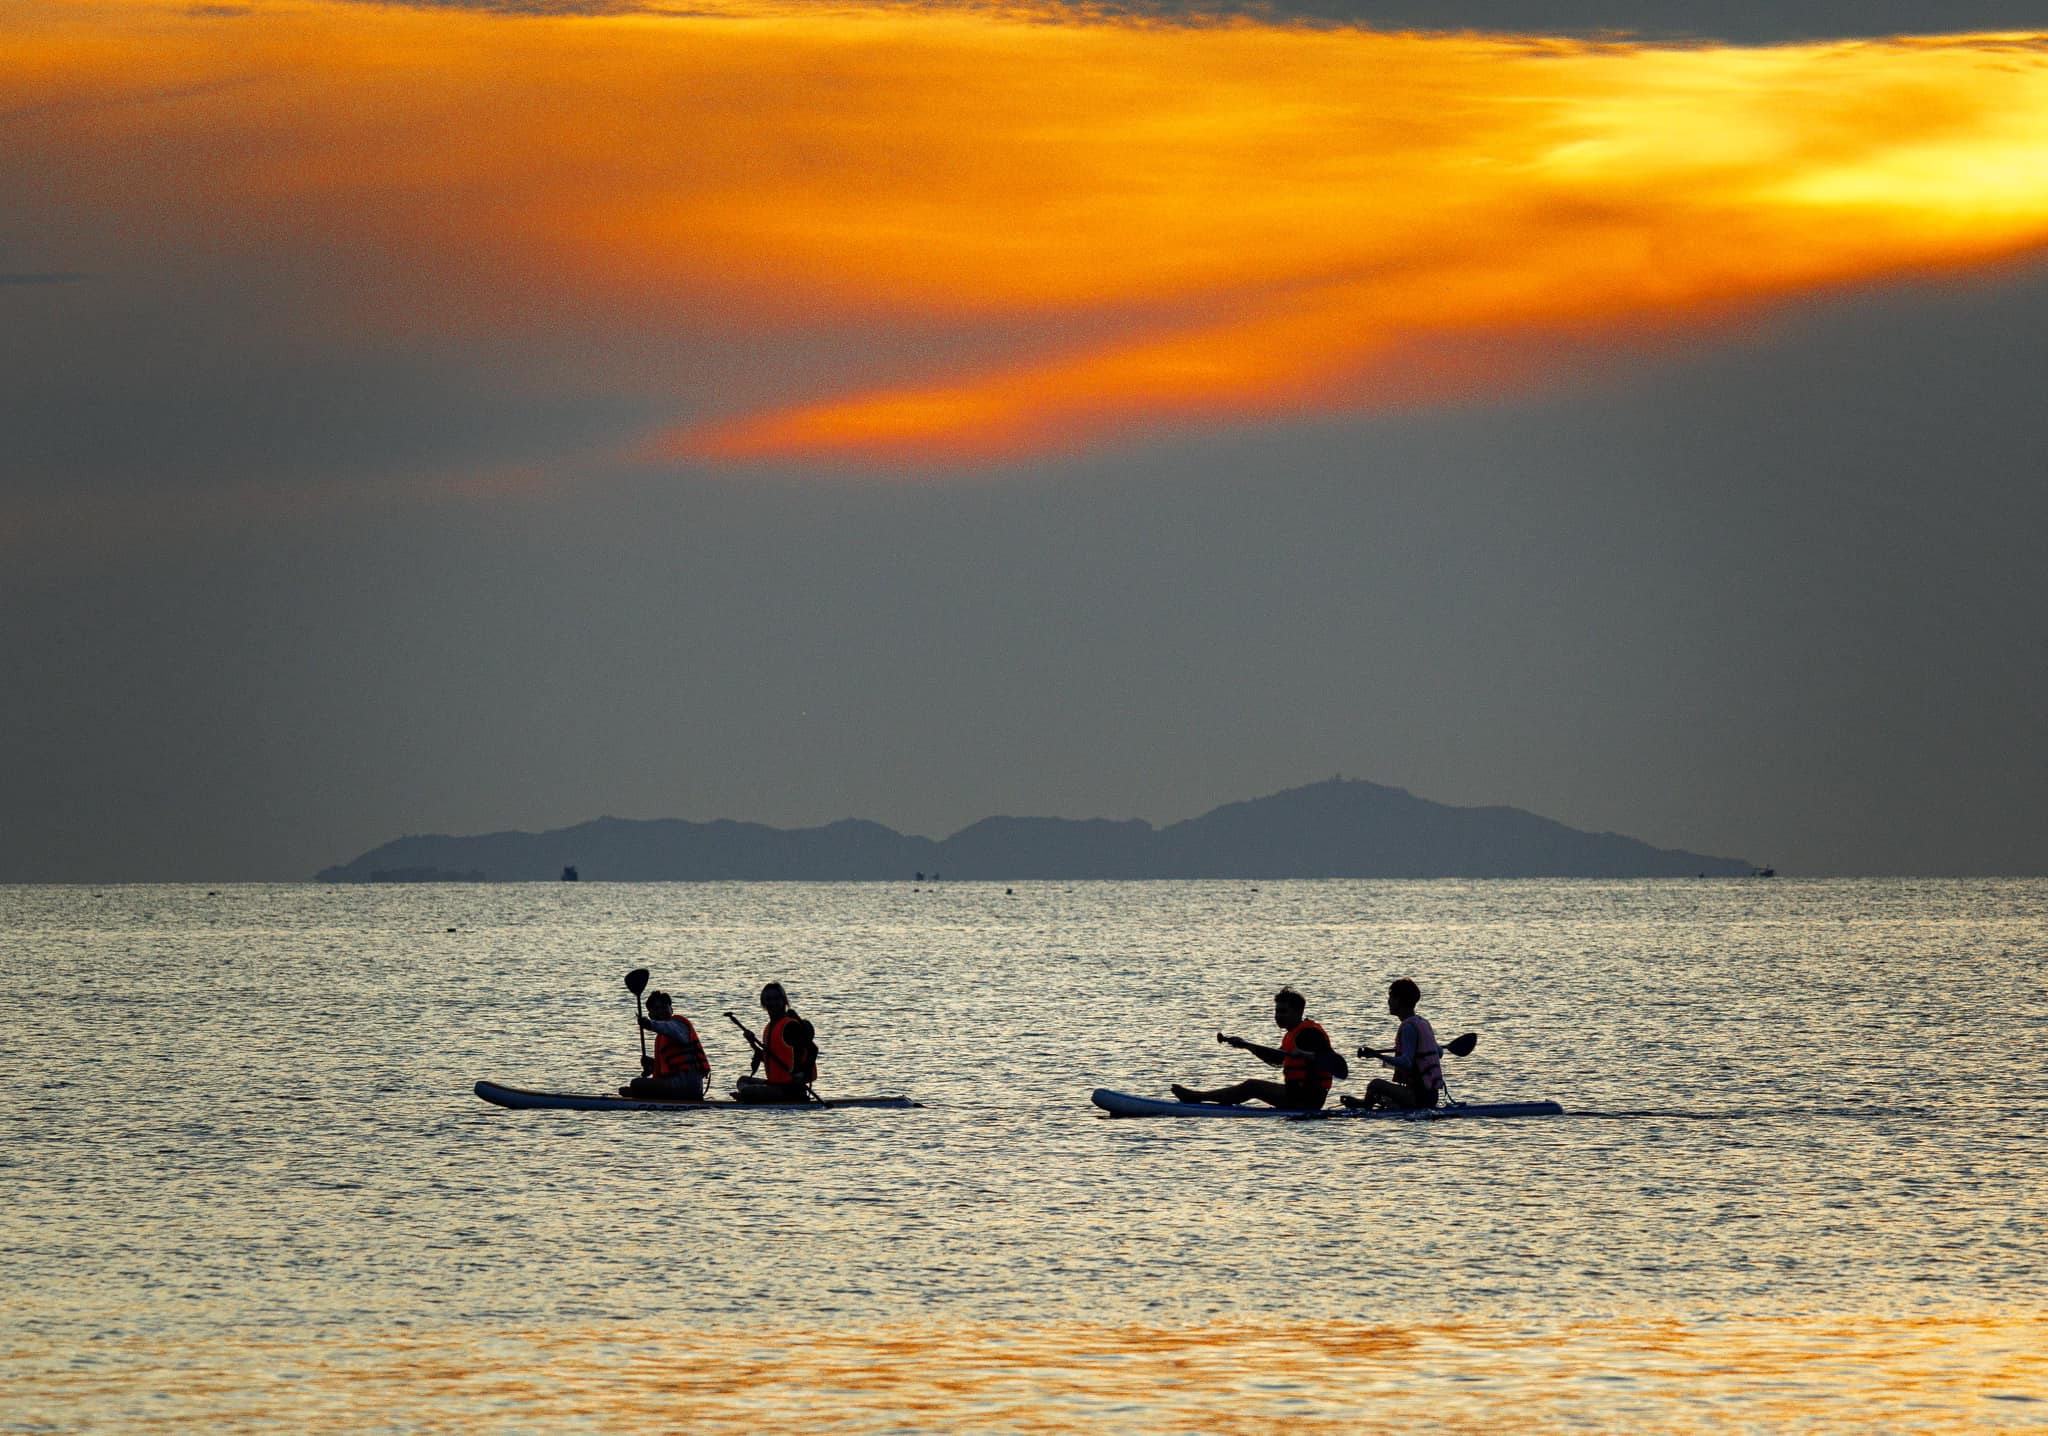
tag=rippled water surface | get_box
[5,879,2045,1430]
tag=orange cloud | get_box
[6,0,2048,467]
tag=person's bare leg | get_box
[1343,1078,1423,1111]
[1171,1079,1297,1108]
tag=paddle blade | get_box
[624,968,650,995]
[1445,1031,1478,1058]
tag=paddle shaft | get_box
[1358,1031,1477,1062]
[725,1010,767,1058]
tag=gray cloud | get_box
[0,279,655,500]
[1116,1,2048,41]
[4,266,2044,880]
[344,0,2048,41]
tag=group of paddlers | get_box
[625,980,819,1103]
[622,973,1443,1110]
[1173,979,1444,1112]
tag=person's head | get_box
[1273,986,1307,1028]
[1388,978,1420,1016]
[646,990,673,1019]
[760,981,788,1017]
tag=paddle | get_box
[1356,1030,1479,1062]
[724,1010,820,1103]
[624,968,650,1069]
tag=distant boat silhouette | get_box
[562,865,579,881]
[1751,866,1776,878]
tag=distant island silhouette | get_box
[316,778,1752,881]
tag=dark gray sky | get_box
[1107,0,2048,40]
[4,0,2045,879]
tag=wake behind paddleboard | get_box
[1090,1088,1563,1120]
[474,1080,920,1112]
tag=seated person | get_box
[1171,986,1346,1110]
[1345,977,1442,1110]
[733,981,818,1103]
[623,991,710,1101]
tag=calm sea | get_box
[4,879,2045,1431]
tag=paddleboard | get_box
[474,1080,920,1112]
[1091,1088,1562,1120]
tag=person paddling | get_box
[1171,986,1346,1111]
[1344,977,1442,1111]
[731,981,818,1103]
[621,990,711,1101]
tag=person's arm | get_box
[1219,1033,1286,1067]
[1358,1023,1404,1067]
[1389,1019,1417,1081]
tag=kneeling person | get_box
[625,991,710,1101]
[1172,986,1346,1111]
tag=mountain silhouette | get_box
[316,778,1750,880]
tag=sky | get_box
[3,0,2046,880]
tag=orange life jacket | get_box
[1280,1019,1332,1092]
[651,1016,709,1080]
[763,1013,816,1085]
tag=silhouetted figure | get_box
[1345,978,1441,1111]
[1172,987,1345,1111]
[732,981,818,1103]
[622,990,709,1101]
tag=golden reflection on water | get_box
[12,1315,2045,1431]
[6,1,2048,465]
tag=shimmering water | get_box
[4,879,2045,1431]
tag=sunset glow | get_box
[7,0,2048,466]
[35,1314,2048,1430]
